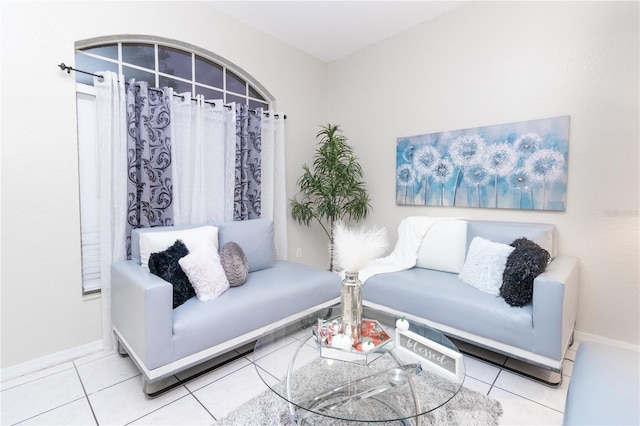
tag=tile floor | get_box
[0,332,579,425]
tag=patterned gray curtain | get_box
[234,104,262,220]
[126,79,173,256]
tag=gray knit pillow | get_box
[219,242,249,287]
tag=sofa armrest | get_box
[111,260,174,371]
[531,255,580,361]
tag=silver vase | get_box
[341,272,363,344]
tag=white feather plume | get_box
[332,221,388,273]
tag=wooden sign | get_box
[395,329,464,383]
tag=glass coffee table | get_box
[254,305,466,425]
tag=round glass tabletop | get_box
[254,305,466,424]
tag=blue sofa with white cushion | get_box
[111,219,341,395]
[563,342,639,425]
[363,219,579,374]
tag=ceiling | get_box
[206,1,469,63]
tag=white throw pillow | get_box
[458,237,515,296]
[139,226,218,271]
[178,248,230,302]
[416,219,468,273]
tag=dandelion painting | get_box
[396,116,569,210]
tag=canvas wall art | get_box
[396,116,570,211]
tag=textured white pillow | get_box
[178,248,230,302]
[458,237,515,296]
[139,226,218,271]
[416,219,468,273]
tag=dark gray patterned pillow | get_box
[219,242,249,287]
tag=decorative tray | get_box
[313,317,392,364]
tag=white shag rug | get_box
[215,358,502,426]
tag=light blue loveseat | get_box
[363,220,580,376]
[111,219,341,396]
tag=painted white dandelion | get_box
[525,149,565,208]
[463,163,491,187]
[515,133,542,156]
[509,168,531,209]
[413,145,439,176]
[397,164,416,186]
[396,164,416,205]
[449,134,487,166]
[510,168,531,190]
[449,134,486,206]
[412,145,439,204]
[433,158,454,184]
[402,145,416,163]
[486,143,517,176]
[486,143,518,207]
[463,163,491,207]
[432,158,454,206]
[525,149,565,182]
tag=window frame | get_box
[75,36,273,108]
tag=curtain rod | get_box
[58,63,286,119]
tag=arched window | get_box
[75,36,273,109]
[75,36,276,294]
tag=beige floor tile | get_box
[16,397,96,425]
[463,375,492,395]
[75,352,140,394]
[253,339,318,381]
[193,363,269,420]
[88,375,188,425]
[491,386,563,425]
[493,369,570,412]
[0,368,85,425]
[130,395,214,425]
[464,356,501,384]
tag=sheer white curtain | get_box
[93,71,128,350]
[170,92,235,224]
[261,111,288,259]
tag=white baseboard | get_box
[574,330,640,352]
[0,340,104,382]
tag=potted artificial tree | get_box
[290,124,372,271]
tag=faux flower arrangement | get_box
[332,221,388,273]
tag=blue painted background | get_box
[396,116,570,210]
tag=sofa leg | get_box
[116,339,129,357]
[142,375,183,399]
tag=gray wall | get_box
[0,0,328,368]
[327,1,639,345]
